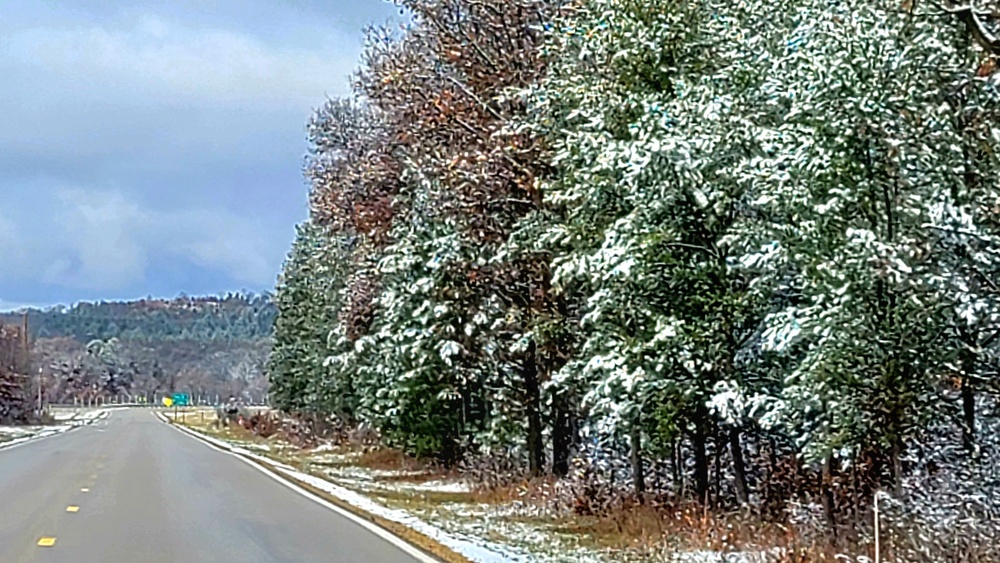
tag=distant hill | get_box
[0,293,277,405]
[1,293,276,342]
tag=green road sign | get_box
[171,393,190,406]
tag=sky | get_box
[0,0,402,310]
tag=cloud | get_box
[0,213,29,288]
[0,15,361,181]
[2,15,358,108]
[0,187,283,296]
[0,212,19,257]
[44,190,149,290]
[0,2,398,306]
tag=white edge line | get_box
[156,411,442,563]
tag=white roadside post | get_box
[874,489,881,563]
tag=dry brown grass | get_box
[376,471,448,484]
[356,447,429,472]
[470,476,560,505]
[469,476,847,561]
[538,501,841,561]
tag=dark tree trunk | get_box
[674,437,685,498]
[552,393,572,477]
[730,427,750,506]
[891,437,903,497]
[959,330,977,454]
[630,421,646,499]
[962,376,976,453]
[692,415,709,503]
[524,341,544,477]
[821,454,838,542]
[713,426,722,506]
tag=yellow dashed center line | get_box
[66,506,79,513]
[37,537,56,547]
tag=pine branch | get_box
[937,1,1000,54]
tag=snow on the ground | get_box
[169,423,551,562]
[309,451,363,465]
[0,425,45,439]
[270,461,544,563]
[0,409,110,449]
[405,480,472,494]
[171,424,760,563]
[71,409,109,424]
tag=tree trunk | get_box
[713,426,722,506]
[729,427,750,506]
[524,341,544,477]
[630,421,646,499]
[959,331,977,454]
[552,393,572,477]
[962,376,976,454]
[820,454,838,542]
[674,437,685,498]
[692,417,709,504]
[891,437,903,497]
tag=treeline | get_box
[0,323,31,423]
[2,292,276,342]
[0,294,276,404]
[34,337,270,404]
[268,0,1000,553]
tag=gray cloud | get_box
[1,188,281,292]
[0,1,398,307]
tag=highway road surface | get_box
[0,409,433,563]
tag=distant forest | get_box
[5,292,276,342]
[1,293,276,405]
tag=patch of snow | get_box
[0,409,109,450]
[404,480,472,494]
[311,451,363,464]
[269,464,539,563]
[0,425,47,439]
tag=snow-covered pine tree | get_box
[752,1,997,508]
[354,0,565,471]
[268,220,357,417]
[521,0,790,501]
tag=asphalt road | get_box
[0,409,431,563]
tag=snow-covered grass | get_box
[0,425,47,441]
[0,408,109,448]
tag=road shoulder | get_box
[156,411,472,563]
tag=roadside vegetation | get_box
[273,1,1000,561]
